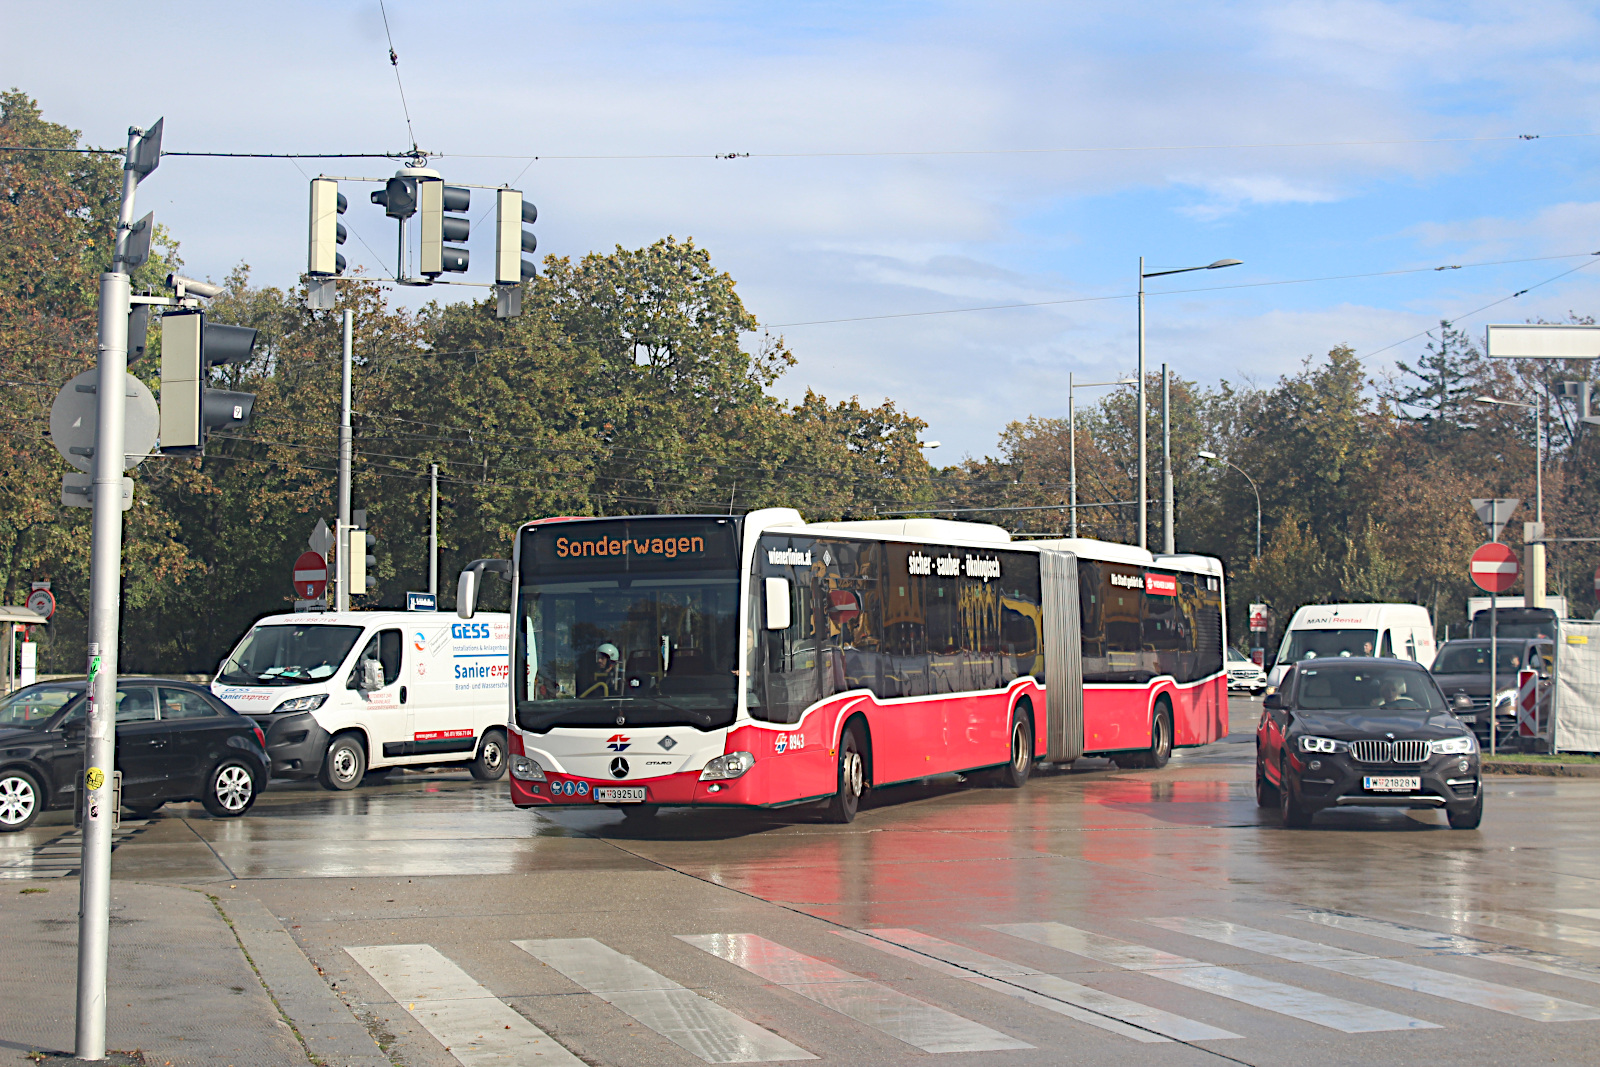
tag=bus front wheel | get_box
[1116,702,1173,770]
[825,724,868,824]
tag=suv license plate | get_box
[596,787,646,803]
[1364,776,1421,792]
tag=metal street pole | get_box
[1162,363,1173,554]
[336,309,353,612]
[1068,372,1076,538]
[429,463,439,596]
[75,124,143,1062]
[1137,258,1147,549]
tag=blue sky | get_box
[8,1,1600,456]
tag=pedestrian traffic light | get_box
[494,188,538,286]
[371,175,417,220]
[158,309,258,455]
[420,180,471,276]
[307,178,348,276]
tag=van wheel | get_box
[471,729,508,781]
[319,734,366,791]
[824,723,868,824]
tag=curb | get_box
[1483,760,1600,778]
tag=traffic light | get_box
[348,516,377,595]
[158,310,258,455]
[420,180,471,276]
[371,175,417,219]
[494,188,538,285]
[308,178,348,276]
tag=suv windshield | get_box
[1291,664,1445,712]
[516,518,742,732]
[218,624,365,686]
[1279,628,1379,663]
[1433,642,1540,675]
[0,684,80,728]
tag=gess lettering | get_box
[556,535,704,559]
[452,622,491,640]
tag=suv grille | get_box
[1350,740,1429,764]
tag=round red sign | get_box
[1470,542,1519,594]
[294,551,328,600]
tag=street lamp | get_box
[1199,450,1261,559]
[1139,257,1241,550]
[1476,392,1545,607]
[1070,373,1137,538]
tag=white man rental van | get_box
[1268,603,1436,688]
[210,611,511,789]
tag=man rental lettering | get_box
[555,535,705,559]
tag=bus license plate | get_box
[596,787,646,803]
[1364,776,1420,792]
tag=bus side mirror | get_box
[457,569,479,620]
[764,577,791,630]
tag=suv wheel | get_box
[1279,759,1313,828]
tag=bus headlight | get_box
[271,694,327,714]
[511,756,546,782]
[700,752,755,781]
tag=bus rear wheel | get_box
[825,724,867,824]
[982,707,1034,788]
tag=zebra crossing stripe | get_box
[346,944,584,1065]
[1146,917,1600,1024]
[1297,909,1600,988]
[513,938,814,1063]
[836,928,1239,1043]
[990,921,1436,1033]
[1411,908,1600,950]
[677,933,1031,1054]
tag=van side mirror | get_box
[457,558,511,619]
[764,577,791,630]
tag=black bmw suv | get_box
[1256,658,1481,829]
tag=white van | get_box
[210,610,511,790]
[1267,603,1436,688]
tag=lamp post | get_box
[1476,392,1546,607]
[1199,450,1261,559]
[1069,373,1137,538]
[1138,257,1241,549]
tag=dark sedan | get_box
[1256,658,1481,830]
[0,678,269,832]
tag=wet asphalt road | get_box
[9,694,1600,1067]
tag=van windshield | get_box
[1279,628,1379,663]
[218,624,365,686]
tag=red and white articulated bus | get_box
[455,509,1228,822]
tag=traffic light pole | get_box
[336,309,353,612]
[75,125,142,1062]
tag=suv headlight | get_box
[1430,736,1477,756]
[700,751,755,781]
[511,755,546,781]
[271,694,327,714]
[1297,736,1350,754]
[1494,688,1517,713]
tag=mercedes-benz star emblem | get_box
[609,757,630,778]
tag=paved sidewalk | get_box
[0,880,314,1066]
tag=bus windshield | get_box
[515,518,742,732]
[1279,628,1379,663]
[218,624,365,686]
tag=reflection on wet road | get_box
[44,696,1600,1066]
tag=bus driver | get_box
[581,642,621,698]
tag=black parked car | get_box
[1256,658,1481,830]
[0,679,269,832]
[1430,638,1553,749]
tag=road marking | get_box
[1296,909,1600,987]
[1411,907,1600,949]
[1554,908,1600,923]
[677,933,1031,1054]
[346,944,584,1065]
[990,921,1436,1033]
[1147,917,1600,1023]
[837,928,1239,1043]
[513,938,814,1063]
[0,821,151,879]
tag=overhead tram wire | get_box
[377,0,422,161]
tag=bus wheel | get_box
[825,724,867,824]
[1117,702,1173,769]
[997,708,1034,789]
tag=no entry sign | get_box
[1470,542,1519,594]
[294,551,328,599]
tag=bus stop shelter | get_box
[0,604,48,693]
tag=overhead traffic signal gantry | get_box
[494,188,538,317]
[420,178,471,277]
[307,178,348,277]
[158,277,258,456]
